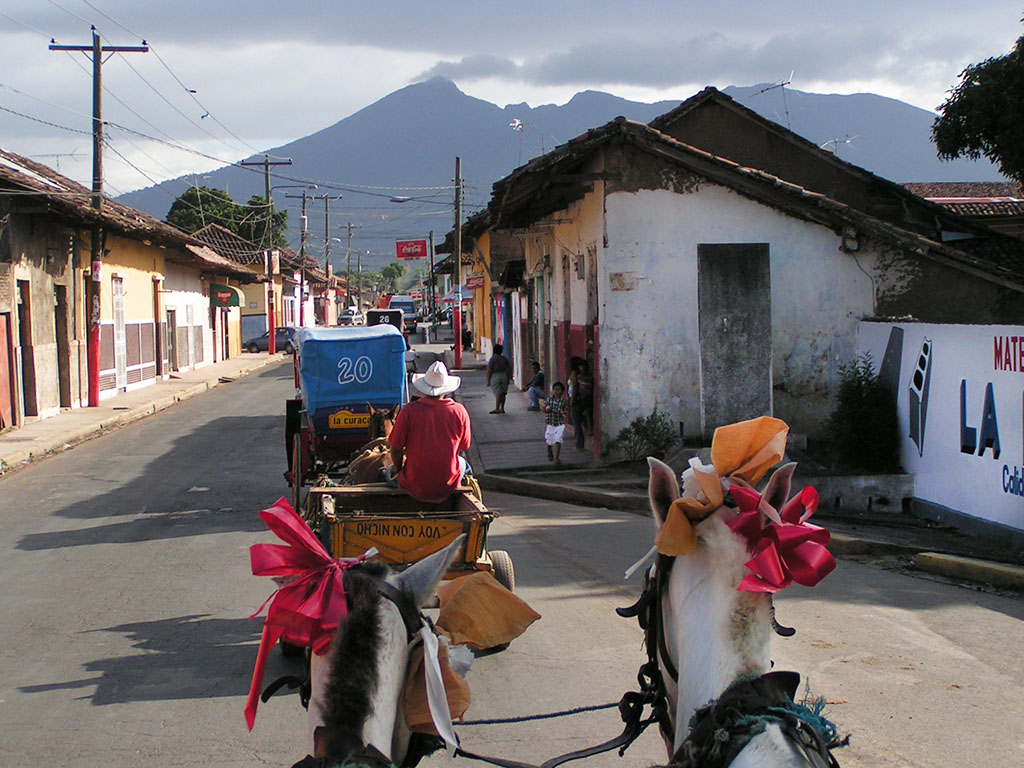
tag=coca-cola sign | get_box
[395,239,428,260]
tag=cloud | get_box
[417,54,520,81]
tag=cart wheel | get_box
[490,549,514,592]
[280,639,305,658]
[291,432,304,514]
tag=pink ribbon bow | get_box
[726,485,836,594]
[245,497,369,730]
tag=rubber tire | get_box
[490,549,514,592]
[284,342,294,354]
[291,432,304,515]
[248,343,259,353]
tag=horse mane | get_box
[317,562,394,759]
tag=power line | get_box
[75,0,260,153]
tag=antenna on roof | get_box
[819,135,859,158]
[28,150,83,173]
[751,72,793,130]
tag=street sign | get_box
[395,239,428,260]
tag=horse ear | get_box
[389,404,400,420]
[648,457,680,528]
[396,533,466,608]
[762,462,797,510]
[367,403,376,416]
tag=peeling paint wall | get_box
[601,183,880,441]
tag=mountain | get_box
[116,77,1004,268]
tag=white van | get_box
[387,295,418,323]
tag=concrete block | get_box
[801,473,914,514]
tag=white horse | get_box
[302,534,466,768]
[645,457,838,768]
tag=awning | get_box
[441,284,475,304]
[210,283,243,308]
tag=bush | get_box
[825,354,901,473]
[611,407,678,462]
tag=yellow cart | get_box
[307,483,514,589]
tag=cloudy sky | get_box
[1,0,1021,195]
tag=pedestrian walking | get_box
[526,360,546,411]
[486,343,511,413]
[568,357,594,450]
[541,381,568,467]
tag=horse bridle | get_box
[616,554,843,768]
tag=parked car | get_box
[245,327,298,354]
[338,306,364,326]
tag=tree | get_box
[238,195,289,249]
[379,262,406,293]
[933,27,1024,184]
[165,186,241,233]
[164,187,289,248]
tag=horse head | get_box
[307,534,466,767]
[645,426,834,764]
[367,404,400,440]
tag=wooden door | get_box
[0,313,14,429]
[697,243,772,438]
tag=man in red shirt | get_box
[388,361,472,503]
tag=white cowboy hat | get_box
[412,361,461,396]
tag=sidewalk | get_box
[0,352,288,475]
[446,361,1024,590]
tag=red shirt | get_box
[388,396,471,503]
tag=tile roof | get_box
[481,116,1024,293]
[903,182,1022,198]
[0,146,253,279]
[933,200,1024,218]
[192,223,266,265]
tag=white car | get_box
[338,306,364,326]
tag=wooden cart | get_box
[307,484,513,589]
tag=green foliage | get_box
[239,195,289,249]
[611,407,678,462]
[379,262,407,292]
[824,355,901,473]
[164,187,288,248]
[932,28,1024,184]
[165,186,240,233]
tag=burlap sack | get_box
[435,571,541,649]
[403,639,472,733]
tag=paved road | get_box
[0,361,1021,767]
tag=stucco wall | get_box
[859,321,1024,535]
[601,184,878,442]
[163,261,211,372]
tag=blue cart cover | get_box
[297,326,407,448]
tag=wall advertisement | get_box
[859,321,1024,533]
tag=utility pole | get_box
[239,154,291,352]
[428,230,436,327]
[286,191,312,326]
[343,222,361,308]
[357,250,363,309]
[453,157,463,369]
[50,29,147,407]
[315,194,341,322]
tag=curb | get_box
[477,472,650,513]
[914,552,1024,590]
[0,355,284,476]
[827,533,922,557]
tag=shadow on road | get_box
[17,414,287,551]
[18,614,303,705]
